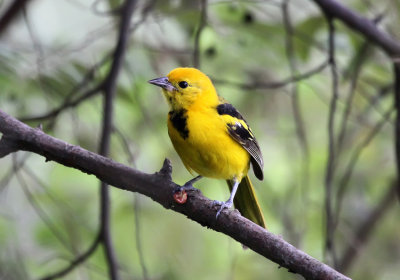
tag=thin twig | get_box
[337,13,386,156]
[39,234,102,280]
[393,62,400,200]
[357,82,393,122]
[21,165,77,219]
[115,123,148,278]
[337,182,397,273]
[336,42,370,155]
[213,59,328,90]
[324,15,339,266]
[282,0,310,207]
[133,195,148,280]
[114,127,137,165]
[193,0,207,68]
[13,156,71,252]
[20,71,106,123]
[335,106,394,225]
[0,153,30,193]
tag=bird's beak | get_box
[148,77,177,92]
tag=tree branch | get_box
[0,0,33,36]
[0,110,351,280]
[213,59,328,90]
[324,15,339,266]
[97,0,137,278]
[193,0,207,68]
[335,106,394,225]
[312,0,400,57]
[394,62,400,201]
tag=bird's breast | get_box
[167,108,250,180]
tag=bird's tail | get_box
[226,175,266,229]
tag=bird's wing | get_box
[216,103,264,180]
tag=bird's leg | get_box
[181,175,203,190]
[174,175,202,196]
[173,176,203,204]
[216,179,239,219]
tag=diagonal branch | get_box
[19,51,112,123]
[312,0,400,57]
[335,106,394,224]
[0,0,33,36]
[39,234,102,280]
[0,110,351,280]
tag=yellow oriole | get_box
[149,67,266,228]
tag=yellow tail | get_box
[226,175,266,229]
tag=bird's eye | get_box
[178,81,188,88]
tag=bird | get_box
[148,67,266,228]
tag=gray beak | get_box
[148,77,177,92]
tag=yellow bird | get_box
[149,67,266,228]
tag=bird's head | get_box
[148,67,218,111]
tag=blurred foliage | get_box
[0,0,399,279]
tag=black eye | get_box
[178,81,188,88]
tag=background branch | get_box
[324,15,339,266]
[312,0,400,57]
[213,59,328,90]
[27,1,137,278]
[97,0,137,278]
[282,0,310,210]
[0,0,33,36]
[394,62,400,200]
[337,182,397,273]
[193,0,207,68]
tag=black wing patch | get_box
[217,103,264,180]
[217,103,244,120]
[169,109,189,139]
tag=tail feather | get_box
[226,175,266,229]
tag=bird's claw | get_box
[215,201,233,219]
[212,200,223,206]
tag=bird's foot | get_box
[178,175,202,192]
[215,200,233,219]
[173,182,196,195]
[212,200,223,206]
[182,182,197,191]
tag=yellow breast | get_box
[168,107,250,180]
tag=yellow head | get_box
[148,67,219,110]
